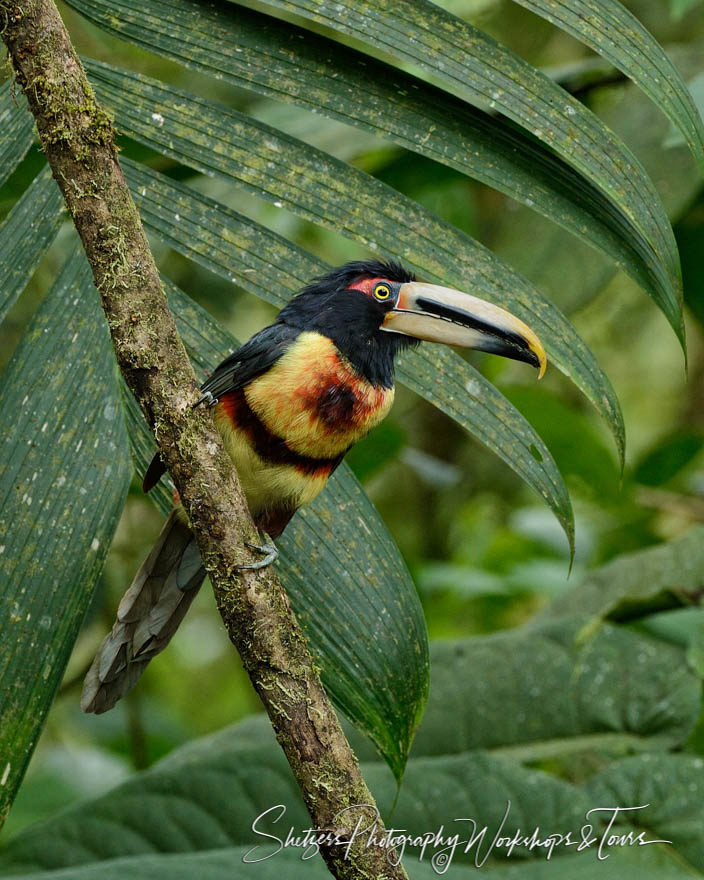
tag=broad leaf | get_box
[277,473,429,781]
[120,276,429,780]
[1,655,699,875]
[0,852,331,880]
[0,246,131,826]
[585,753,704,871]
[121,159,574,548]
[86,56,621,479]
[0,166,64,325]
[0,846,693,880]
[490,43,704,317]
[65,0,682,350]
[255,0,683,342]
[540,526,704,624]
[408,619,700,762]
[0,720,592,873]
[85,57,624,469]
[0,83,34,188]
[512,0,704,174]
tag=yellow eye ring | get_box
[374,283,391,300]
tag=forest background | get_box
[2,0,704,876]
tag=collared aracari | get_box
[81,260,546,714]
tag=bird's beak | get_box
[382,282,547,378]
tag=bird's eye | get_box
[373,283,391,300]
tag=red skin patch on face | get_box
[347,276,390,297]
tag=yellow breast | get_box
[213,331,394,520]
[212,413,332,518]
[244,331,395,459]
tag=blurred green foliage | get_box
[2,0,704,864]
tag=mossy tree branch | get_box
[0,2,408,876]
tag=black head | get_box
[277,259,418,388]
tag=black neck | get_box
[278,290,416,388]
[332,327,414,388]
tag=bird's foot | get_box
[193,390,219,409]
[236,531,279,571]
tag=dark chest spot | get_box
[315,382,359,427]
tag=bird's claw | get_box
[236,532,279,571]
[193,390,219,409]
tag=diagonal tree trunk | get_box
[0,2,408,876]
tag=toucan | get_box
[81,260,546,713]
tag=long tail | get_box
[81,509,205,714]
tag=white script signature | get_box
[242,802,671,873]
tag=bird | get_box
[81,259,546,714]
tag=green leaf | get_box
[395,348,574,552]
[0,730,306,875]
[85,58,624,469]
[0,166,65,325]
[86,57,615,428]
[0,83,34,188]
[540,526,704,624]
[500,387,621,499]
[277,472,430,781]
[512,0,704,176]
[122,159,574,548]
[408,619,700,762]
[65,0,682,350]
[0,839,693,880]
[0,245,131,826]
[490,43,704,317]
[1,613,700,875]
[633,430,704,486]
[120,275,429,781]
[0,720,592,874]
[0,851,331,880]
[0,846,693,879]
[253,0,683,343]
[687,611,704,678]
[597,45,704,221]
[584,753,704,871]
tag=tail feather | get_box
[81,509,205,714]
